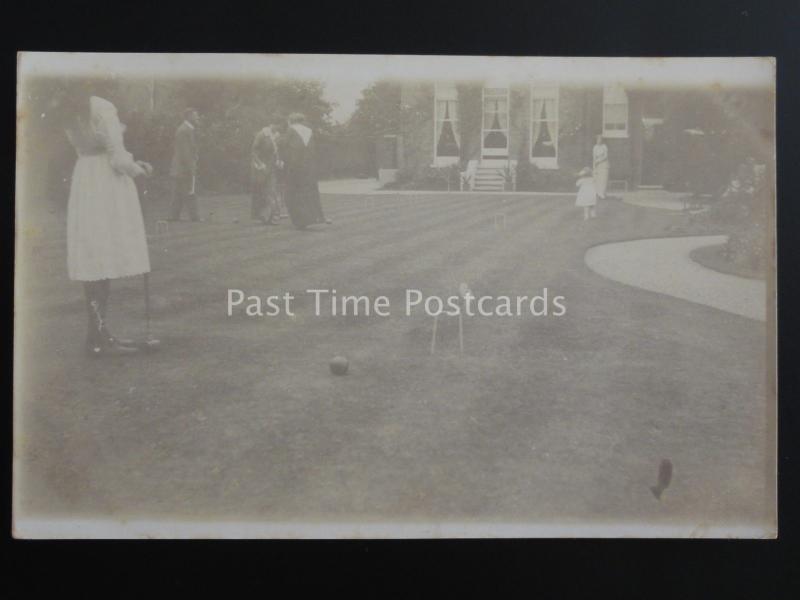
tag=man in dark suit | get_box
[169,108,201,221]
[279,113,331,229]
[250,117,284,225]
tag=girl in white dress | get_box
[575,167,597,220]
[593,135,610,200]
[62,90,153,356]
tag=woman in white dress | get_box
[62,90,154,356]
[593,135,610,200]
[575,167,597,220]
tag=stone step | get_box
[472,166,508,191]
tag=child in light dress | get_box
[575,167,597,220]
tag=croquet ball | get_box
[329,356,349,376]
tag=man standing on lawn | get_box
[168,108,201,221]
[250,117,284,225]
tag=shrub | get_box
[384,164,462,191]
[698,165,772,274]
[515,160,575,192]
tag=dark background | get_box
[3,0,798,596]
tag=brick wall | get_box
[399,81,641,188]
[399,82,434,172]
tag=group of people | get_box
[249,113,332,229]
[575,135,610,221]
[58,86,614,358]
[59,85,332,357]
[168,108,331,230]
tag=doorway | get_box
[481,86,509,164]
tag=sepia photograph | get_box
[13,53,776,538]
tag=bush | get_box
[515,160,575,192]
[721,185,770,273]
[384,164,462,191]
[724,226,767,273]
[695,165,772,275]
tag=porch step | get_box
[472,166,507,191]
[475,168,505,175]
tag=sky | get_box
[20,54,774,126]
[321,77,376,124]
[22,54,773,90]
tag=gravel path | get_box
[585,235,767,322]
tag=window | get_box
[603,83,629,137]
[434,83,460,165]
[530,84,559,169]
[482,87,510,159]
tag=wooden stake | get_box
[458,312,464,354]
[430,314,439,354]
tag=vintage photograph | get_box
[14,53,776,538]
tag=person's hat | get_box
[578,167,592,177]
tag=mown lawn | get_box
[15,191,772,530]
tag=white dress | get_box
[575,177,597,207]
[593,144,610,199]
[66,96,150,281]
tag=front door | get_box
[481,87,509,163]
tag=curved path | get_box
[585,235,767,321]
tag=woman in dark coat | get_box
[279,113,331,229]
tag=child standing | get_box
[576,167,597,220]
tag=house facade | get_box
[387,80,773,192]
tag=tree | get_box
[347,81,402,138]
[661,88,773,194]
[137,78,337,192]
[21,74,337,204]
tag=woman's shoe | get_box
[108,335,138,348]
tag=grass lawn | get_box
[14,191,773,530]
